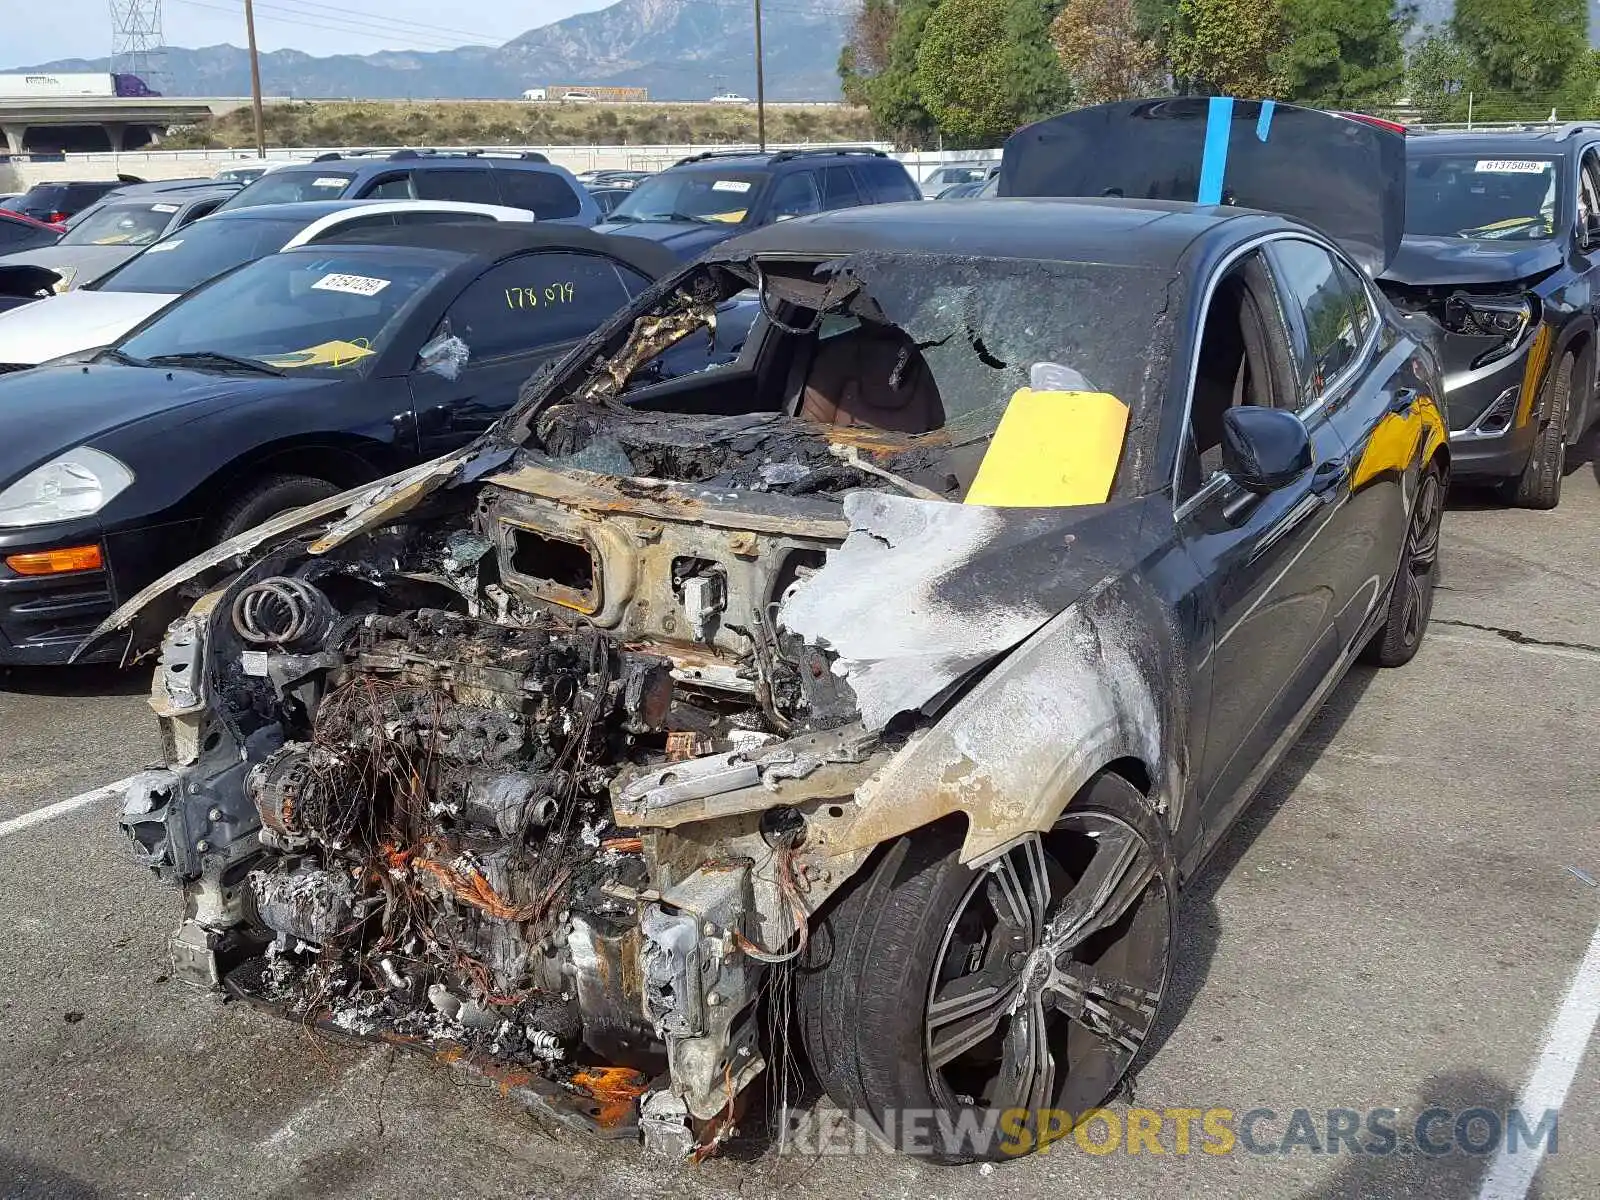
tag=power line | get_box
[244,0,521,43]
[165,0,474,50]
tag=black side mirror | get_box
[1221,406,1313,494]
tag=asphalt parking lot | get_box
[3,454,1599,1200]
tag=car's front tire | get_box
[796,772,1176,1162]
[1499,353,1571,510]
[1362,461,1445,668]
[213,474,341,542]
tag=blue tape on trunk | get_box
[1256,99,1276,142]
[1197,95,1234,206]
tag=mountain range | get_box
[5,0,849,101]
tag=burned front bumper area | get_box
[119,460,881,1153]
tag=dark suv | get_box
[217,150,600,226]
[6,180,130,224]
[596,147,921,260]
[1379,127,1600,508]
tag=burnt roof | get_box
[302,220,678,280]
[706,196,1251,268]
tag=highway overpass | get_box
[0,95,286,155]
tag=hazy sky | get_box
[5,0,615,66]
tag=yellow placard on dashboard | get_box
[261,339,376,369]
[965,388,1129,507]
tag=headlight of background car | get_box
[51,266,78,293]
[0,447,134,528]
[1443,292,1536,369]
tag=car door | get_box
[409,249,642,457]
[1264,237,1410,649]
[1174,243,1354,832]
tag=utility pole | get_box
[754,0,766,152]
[244,0,266,158]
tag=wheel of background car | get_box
[1361,462,1445,668]
[1499,352,1571,510]
[796,771,1176,1162]
[213,474,342,542]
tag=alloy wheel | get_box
[923,809,1172,1125]
[1400,470,1443,646]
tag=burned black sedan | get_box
[89,103,1448,1163]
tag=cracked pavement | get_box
[2,453,1599,1200]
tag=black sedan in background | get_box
[0,223,682,665]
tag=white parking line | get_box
[1477,917,1600,1200]
[0,777,131,840]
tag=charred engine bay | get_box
[174,411,909,1132]
[533,400,956,498]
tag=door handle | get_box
[1311,458,1350,498]
[1389,387,1418,415]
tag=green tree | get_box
[1051,0,1163,104]
[1168,0,1287,97]
[1406,28,1472,123]
[1273,0,1408,107]
[838,0,899,106]
[864,0,940,145]
[1452,0,1587,118]
[1005,0,1079,122]
[915,0,1073,146]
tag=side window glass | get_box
[863,159,920,203]
[362,173,415,201]
[496,169,582,220]
[413,168,501,206]
[1579,150,1600,232]
[1180,251,1294,500]
[178,199,222,227]
[820,166,862,211]
[767,172,821,223]
[430,252,632,362]
[1334,259,1375,343]
[1266,240,1364,407]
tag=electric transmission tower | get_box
[109,0,166,90]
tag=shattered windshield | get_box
[522,253,1173,500]
[1405,155,1561,241]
